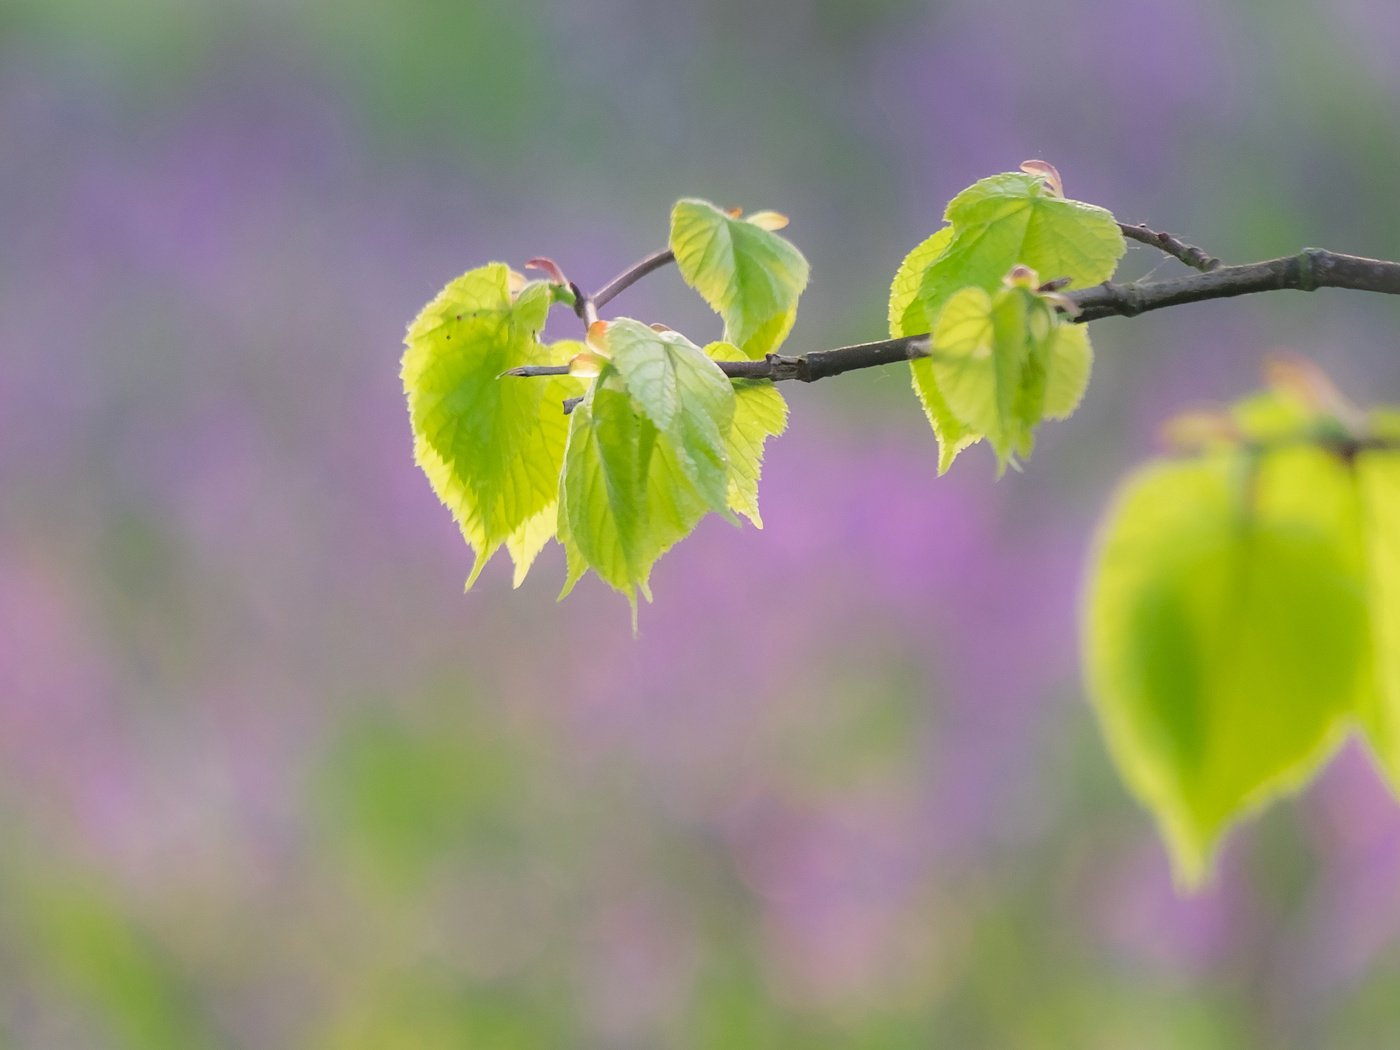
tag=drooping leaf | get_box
[706,341,789,526]
[928,284,1061,472]
[557,325,737,612]
[402,263,574,588]
[604,319,736,513]
[669,199,810,359]
[1084,447,1370,887]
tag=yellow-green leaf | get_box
[402,263,572,587]
[669,199,810,359]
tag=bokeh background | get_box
[5,1,1400,1046]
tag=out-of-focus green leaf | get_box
[669,199,810,359]
[1358,451,1400,787]
[1084,447,1370,887]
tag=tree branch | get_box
[509,246,1400,389]
[1069,248,1400,322]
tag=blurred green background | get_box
[5,1,1400,1046]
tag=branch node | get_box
[1295,248,1320,292]
[570,282,599,327]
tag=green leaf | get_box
[604,319,735,513]
[669,199,810,359]
[1084,447,1370,887]
[558,325,738,612]
[915,172,1123,327]
[1358,451,1400,787]
[928,284,1060,472]
[706,341,789,526]
[402,263,575,588]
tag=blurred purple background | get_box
[5,1,1400,1046]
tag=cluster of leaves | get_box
[888,163,1125,473]
[403,163,1125,610]
[1084,359,1400,886]
[401,201,800,616]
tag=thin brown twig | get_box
[592,249,676,310]
[1118,222,1221,272]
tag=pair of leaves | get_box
[1085,373,1400,886]
[402,263,788,608]
[889,167,1124,472]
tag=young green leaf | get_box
[927,284,1061,472]
[706,341,789,526]
[669,199,810,359]
[402,263,574,588]
[1084,447,1370,887]
[557,324,738,611]
[914,171,1124,332]
[604,319,736,513]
